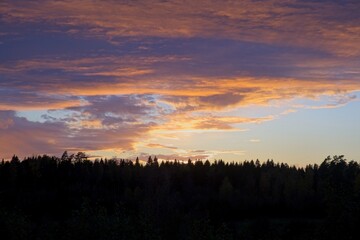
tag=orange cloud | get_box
[2,55,359,106]
[3,57,360,100]
[0,99,85,111]
[1,0,359,56]
[151,114,273,132]
[2,57,360,119]
[146,143,178,150]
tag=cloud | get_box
[308,94,358,109]
[0,110,70,158]
[148,113,272,132]
[67,95,155,120]
[146,143,178,150]
[85,68,154,77]
[157,153,209,161]
[1,0,359,56]
[136,152,209,162]
[190,150,206,153]
[1,55,359,110]
[1,0,359,159]
[0,116,14,129]
[0,110,154,159]
[1,54,358,159]
[198,93,245,108]
[192,116,273,130]
[1,54,359,159]
[0,89,83,111]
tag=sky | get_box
[0,0,359,165]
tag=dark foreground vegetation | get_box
[1,153,360,240]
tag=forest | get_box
[0,153,359,240]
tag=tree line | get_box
[0,153,359,240]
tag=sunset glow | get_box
[1,0,359,164]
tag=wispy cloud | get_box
[146,143,178,150]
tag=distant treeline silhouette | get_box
[0,153,359,240]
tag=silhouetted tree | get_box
[0,153,359,240]
[147,156,153,165]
